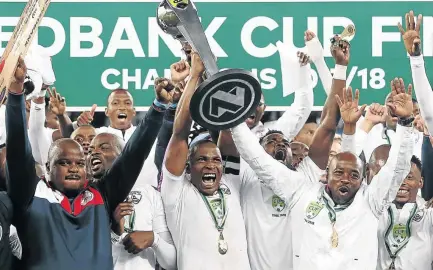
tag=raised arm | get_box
[305,30,333,95]
[161,53,204,207]
[154,79,179,177]
[231,122,305,205]
[274,47,314,140]
[398,11,433,133]
[308,35,350,169]
[335,87,366,153]
[6,57,39,216]
[163,53,202,177]
[367,78,415,216]
[27,98,45,164]
[98,97,166,214]
[47,87,74,140]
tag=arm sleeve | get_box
[273,61,314,141]
[6,93,39,217]
[154,109,175,182]
[97,106,164,214]
[160,164,187,211]
[410,55,433,134]
[28,101,52,166]
[306,37,333,95]
[366,124,414,217]
[231,122,306,206]
[354,126,369,157]
[421,136,433,200]
[341,133,356,153]
[151,189,176,270]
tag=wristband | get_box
[398,116,414,127]
[169,103,178,110]
[153,99,169,110]
[333,64,347,80]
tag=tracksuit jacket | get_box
[5,92,163,270]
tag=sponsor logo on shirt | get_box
[304,201,324,225]
[412,209,424,222]
[81,190,94,206]
[128,191,142,204]
[220,184,231,195]
[271,195,287,217]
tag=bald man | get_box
[5,69,166,270]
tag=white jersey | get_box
[231,122,414,270]
[239,157,322,270]
[95,125,159,188]
[377,197,433,270]
[112,185,175,270]
[161,166,250,270]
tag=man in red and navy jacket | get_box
[5,57,167,270]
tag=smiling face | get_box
[105,89,136,130]
[394,160,423,208]
[327,152,364,205]
[47,139,87,198]
[188,141,223,196]
[87,133,124,181]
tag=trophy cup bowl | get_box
[157,2,186,42]
[156,0,262,131]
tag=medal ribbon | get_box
[200,189,228,233]
[384,204,418,269]
[321,187,351,248]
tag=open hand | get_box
[398,10,422,56]
[123,231,154,254]
[48,87,66,116]
[335,86,366,125]
[387,78,413,118]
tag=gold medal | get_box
[218,232,228,255]
[331,222,339,248]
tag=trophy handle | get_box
[165,0,219,77]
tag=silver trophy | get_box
[156,0,262,130]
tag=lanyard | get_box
[321,188,351,248]
[200,189,228,232]
[384,204,418,269]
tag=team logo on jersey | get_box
[128,191,142,204]
[220,184,231,195]
[305,201,324,219]
[413,209,425,222]
[392,223,408,244]
[272,195,286,212]
[81,190,94,206]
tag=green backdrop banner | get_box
[0,1,432,110]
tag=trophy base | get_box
[190,69,262,131]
